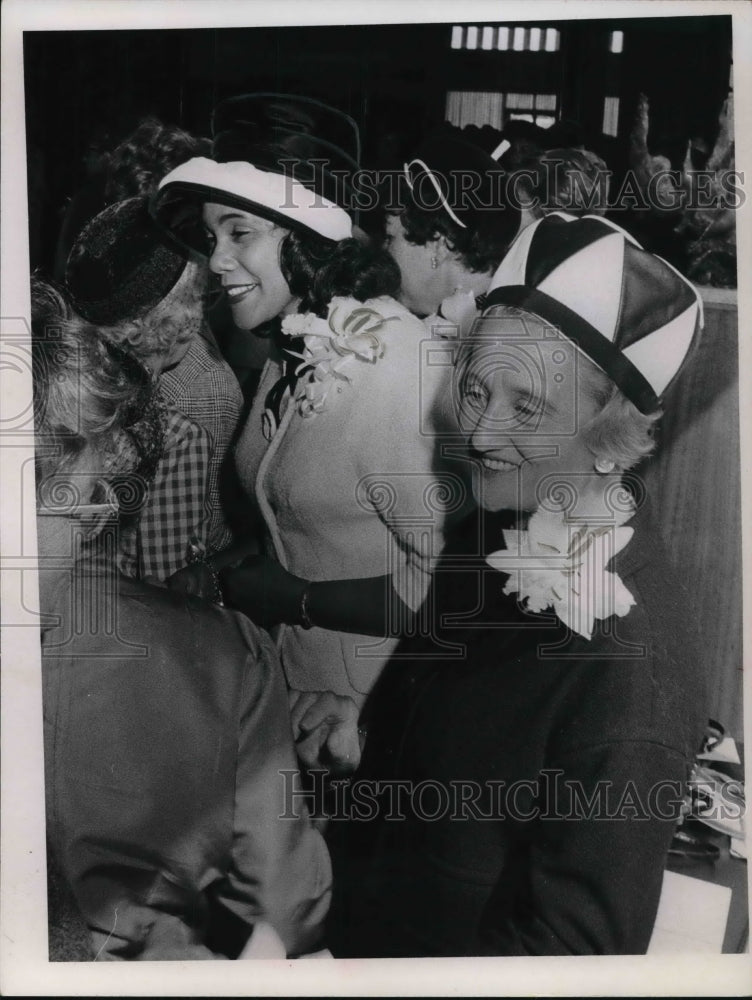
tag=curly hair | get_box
[90,259,208,362]
[31,278,162,495]
[104,117,212,205]
[279,231,401,317]
[579,356,662,470]
[525,147,611,218]
[395,200,512,275]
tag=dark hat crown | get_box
[211,93,360,208]
[404,130,521,242]
[65,196,186,325]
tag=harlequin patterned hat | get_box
[483,212,703,413]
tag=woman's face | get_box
[384,213,449,317]
[203,203,296,330]
[457,313,603,513]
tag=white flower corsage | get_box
[486,503,637,640]
[281,298,395,418]
[422,288,479,339]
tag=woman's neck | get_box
[445,260,493,301]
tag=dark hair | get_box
[104,117,211,205]
[279,232,400,317]
[396,200,512,275]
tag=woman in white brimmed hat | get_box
[329,212,708,956]
[153,95,469,724]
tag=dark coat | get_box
[42,554,330,959]
[329,504,706,956]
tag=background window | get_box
[602,96,620,136]
[446,91,558,130]
[451,24,561,53]
[609,30,624,54]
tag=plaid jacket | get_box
[119,406,211,582]
[159,334,243,552]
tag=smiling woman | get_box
[204,205,294,329]
[455,315,659,512]
[329,211,709,959]
[151,95,469,743]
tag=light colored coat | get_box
[235,296,472,702]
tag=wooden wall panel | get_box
[641,289,742,736]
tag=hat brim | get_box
[152,156,353,251]
[151,181,342,258]
[482,284,662,414]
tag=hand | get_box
[288,689,362,775]
[221,555,306,627]
[167,562,220,602]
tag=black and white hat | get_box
[151,93,358,252]
[482,212,703,412]
[402,132,520,241]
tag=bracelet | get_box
[186,535,224,606]
[298,586,314,630]
[205,563,224,607]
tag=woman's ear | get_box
[430,234,455,266]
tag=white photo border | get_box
[2,0,750,994]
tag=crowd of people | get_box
[34,93,709,960]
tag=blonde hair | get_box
[96,259,207,361]
[579,358,662,470]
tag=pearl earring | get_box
[594,457,616,474]
[431,256,439,270]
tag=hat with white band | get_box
[402,132,520,242]
[151,156,353,254]
[152,93,359,252]
[482,212,702,413]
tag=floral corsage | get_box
[485,501,637,640]
[280,297,396,418]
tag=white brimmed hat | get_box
[151,93,358,251]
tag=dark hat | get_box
[490,120,552,170]
[211,92,360,206]
[66,196,186,325]
[483,213,702,412]
[403,132,521,242]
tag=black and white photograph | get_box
[1,1,750,995]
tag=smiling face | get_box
[457,310,604,513]
[203,203,297,330]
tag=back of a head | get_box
[399,127,522,273]
[65,196,187,327]
[31,276,158,490]
[530,147,611,217]
[105,117,212,205]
